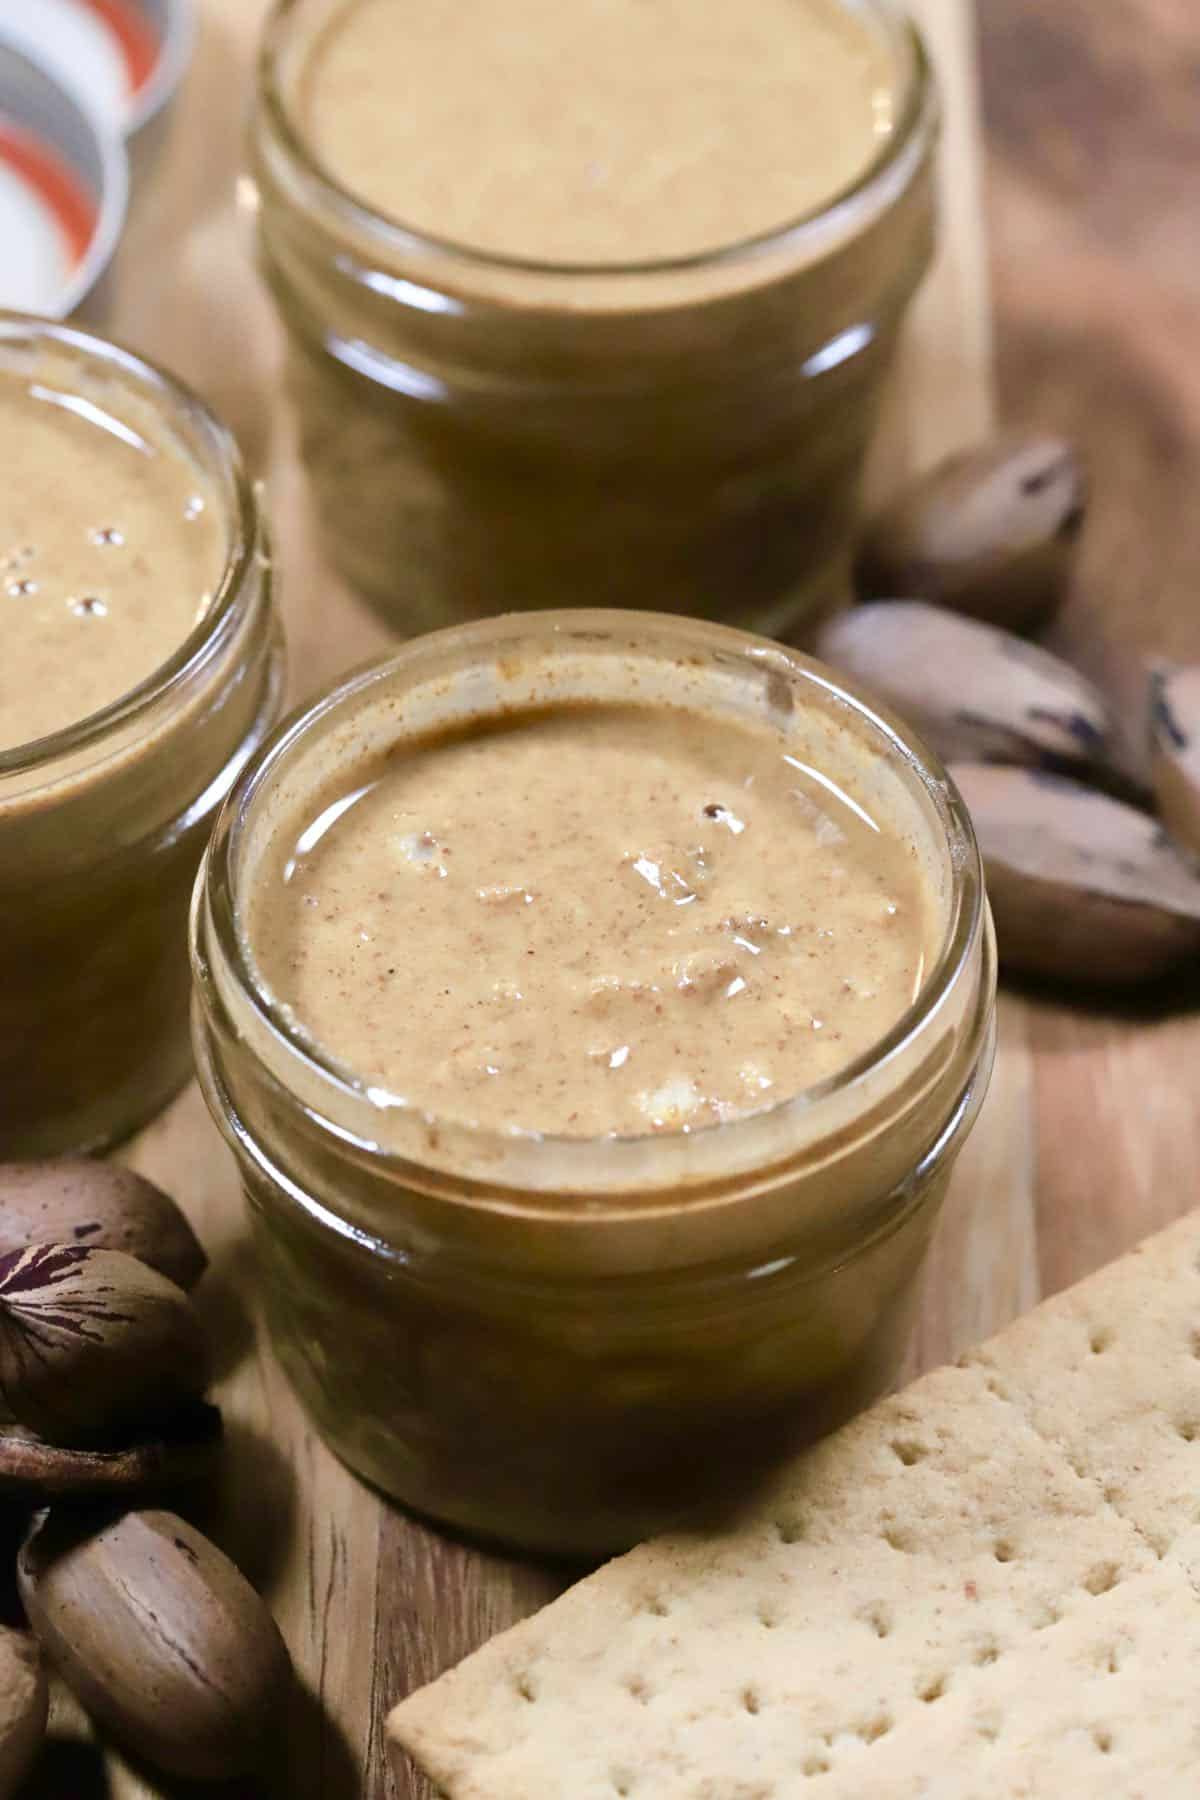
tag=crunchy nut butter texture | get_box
[248,701,935,1137]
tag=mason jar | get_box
[192,611,995,1557]
[251,0,939,641]
[0,316,284,1158]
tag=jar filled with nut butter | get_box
[0,315,284,1158]
[192,611,995,1557]
[252,0,939,640]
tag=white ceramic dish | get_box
[0,0,194,143]
[0,39,128,317]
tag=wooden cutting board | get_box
[34,3,996,1794]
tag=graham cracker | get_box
[388,1210,1200,1799]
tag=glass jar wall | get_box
[252,0,939,641]
[192,613,994,1556]
[0,316,284,1157]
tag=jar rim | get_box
[255,0,936,283]
[0,312,261,776]
[196,609,987,1194]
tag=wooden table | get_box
[27,1,1199,1794]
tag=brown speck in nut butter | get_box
[247,701,936,1137]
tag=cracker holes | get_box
[1190,1328,1200,1359]
[776,1516,806,1546]
[857,1713,892,1744]
[918,1674,947,1704]
[861,1603,891,1640]
[993,1539,1017,1565]
[757,1603,780,1630]
[1177,1419,1199,1444]
[1094,1728,1113,1755]
[611,1774,634,1796]
[802,1754,831,1778]
[742,1688,761,1716]
[643,1596,670,1618]
[975,1713,1001,1744]
[625,1675,652,1705]
[515,1675,537,1704]
[1088,1327,1113,1355]
[882,1525,915,1554]
[1099,1644,1122,1675]
[1032,1600,1060,1631]
[974,1642,1000,1668]
[983,1373,1009,1401]
[891,1439,926,1467]
[1084,1562,1120,1597]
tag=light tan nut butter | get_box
[0,364,222,752]
[297,0,897,265]
[247,700,937,1138]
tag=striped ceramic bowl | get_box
[0,39,128,316]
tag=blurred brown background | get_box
[982,0,1200,668]
[959,0,1200,1303]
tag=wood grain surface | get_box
[22,0,1195,1794]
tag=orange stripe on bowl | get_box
[0,118,98,266]
[76,0,160,95]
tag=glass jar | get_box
[0,316,284,1158]
[251,0,939,641]
[192,611,995,1557]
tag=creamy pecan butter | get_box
[0,368,223,751]
[248,702,935,1137]
[298,0,897,264]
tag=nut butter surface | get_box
[0,367,222,752]
[248,701,936,1137]
[298,0,898,265]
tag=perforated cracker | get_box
[388,1211,1200,1799]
